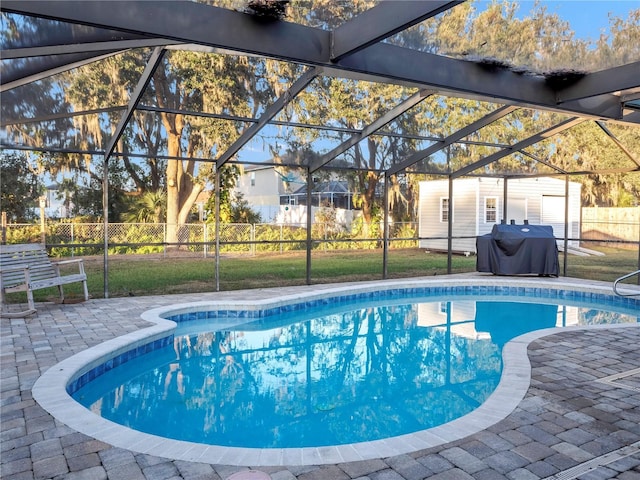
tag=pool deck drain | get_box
[542,441,640,480]
[2,275,640,479]
[595,366,640,393]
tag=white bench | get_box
[0,243,89,317]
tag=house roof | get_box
[292,180,351,195]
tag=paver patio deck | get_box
[2,275,640,480]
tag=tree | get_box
[3,1,638,226]
[277,0,608,233]
[385,2,639,212]
[227,193,263,224]
[204,165,247,224]
[283,76,426,234]
[152,51,255,245]
[0,153,41,222]
[544,122,640,206]
[38,154,132,221]
[61,49,281,244]
[122,189,167,223]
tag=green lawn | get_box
[4,246,638,304]
[91,249,479,297]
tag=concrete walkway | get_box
[2,277,640,480]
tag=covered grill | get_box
[476,223,559,276]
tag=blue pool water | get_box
[70,292,638,449]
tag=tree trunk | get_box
[162,115,205,247]
[354,139,381,239]
[165,146,180,247]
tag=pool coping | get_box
[32,276,640,466]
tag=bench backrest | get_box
[0,244,57,288]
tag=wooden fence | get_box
[581,207,640,249]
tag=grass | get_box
[3,246,638,304]
[91,249,479,297]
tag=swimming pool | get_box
[33,277,640,466]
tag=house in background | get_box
[36,183,74,219]
[194,190,211,222]
[282,180,353,210]
[234,165,303,222]
[235,165,357,225]
[418,177,582,255]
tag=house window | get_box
[250,172,256,187]
[440,197,451,222]
[485,197,498,223]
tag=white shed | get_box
[418,177,582,254]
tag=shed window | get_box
[250,172,256,187]
[440,198,452,222]
[485,197,498,223]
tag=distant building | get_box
[39,183,74,219]
[194,191,211,222]
[235,166,299,222]
[282,180,353,210]
[235,165,357,224]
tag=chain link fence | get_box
[2,222,419,257]
[5,215,636,260]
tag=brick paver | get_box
[2,277,639,479]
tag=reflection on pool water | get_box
[71,295,638,449]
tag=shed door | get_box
[505,197,527,223]
[542,195,566,238]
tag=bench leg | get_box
[26,288,36,312]
[57,284,65,303]
[82,280,89,302]
[0,288,36,319]
[0,307,36,318]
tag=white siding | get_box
[477,179,504,236]
[235,167,297,222]
[419,177,581,253]
[509,178,581,245]
[419,178,479,254]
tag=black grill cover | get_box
[476,223,559,276]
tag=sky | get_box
[512,0,640,40]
